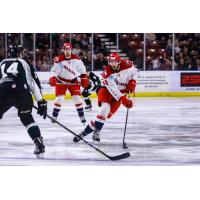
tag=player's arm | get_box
[29,64,42,90]
[127,68,139,94]
[103,74,123,101]
[19,59,47,118]
[49,62,62,86]
[76,60,89,88]
[89,72,101,91]
[103,74,133,108]
[0,60,5,79]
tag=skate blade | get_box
[36,153,44,159]
[84,108,92,112]
[92,140,100,145]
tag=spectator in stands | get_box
[72,44,81,55]
[151,56,160,70]
[176,58,188,70]
[36,60,42,71]
[94,52,107,70]
[196,59,200,71]
[79,52,91,70]
[160,59,172,70]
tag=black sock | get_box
[53,108,60,117]
[85,124,94,134]
[95,121,104,131]
[27,124,41,141]
[77,108,84,118]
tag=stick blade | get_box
[109,152,130,161]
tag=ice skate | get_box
[80,116,86,125]
[73,130,87,143]
[84,104,92,112]
[51,116,57,123]
[34,137,45,158]
[92,130,100,142]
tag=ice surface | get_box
[1,97,200,166]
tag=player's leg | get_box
[52,84,67,122]
[69,85,86,124]
[92,102,111,141]
[73,87,112,143]
[0,83,13,119]
[16,90,45,155]
[82,88,92,111]
[91,100,121,142]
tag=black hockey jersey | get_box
[0,58,42,101]
[87,71,101,91]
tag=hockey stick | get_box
[122,107,129,149]
[34,106,130,161]
[122,92,132,149]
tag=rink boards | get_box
[36,71,200,99]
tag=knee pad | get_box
[18,110,35,127]
[72,95,82,104]
[54,95,65,109]
[72,95,84,110]
[55,95,65,105]
[98,102,111,119]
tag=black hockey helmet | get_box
[8,44,24,58]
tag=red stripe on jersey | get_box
[91,120,95,127]
[58,76,74,83]
[54,103,61,107]
[75,103,82,107]
[97,115,106,121]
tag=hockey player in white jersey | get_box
[73,52,139,142]
[0,44,47,156]
[49,43,89,124]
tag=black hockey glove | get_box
[37,99,47,119]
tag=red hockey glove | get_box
[80,74,89,88]
[49,77,58,87]
[120,96,133,108]
[127,80,136,93]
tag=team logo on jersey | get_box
[63,64,76,76]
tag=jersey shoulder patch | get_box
[54,55,65,63]
[101,66,116,78]
[120,59,134,71]
[70,54,80,60]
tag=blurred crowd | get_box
[0,33,199,71]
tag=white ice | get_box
[1,97,200,166]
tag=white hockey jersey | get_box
[101,60,139,101]
[51,54,86,83]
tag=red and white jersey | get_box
[51,54,86,83]
[101,60,139,101]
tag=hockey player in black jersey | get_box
[0,44,47,156]
[82,67,101,111]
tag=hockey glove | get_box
[49,77,58,87]
[127,80,136,93]
[120,96,133,109]
[80,74,89,88]
[37,99,47,119]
